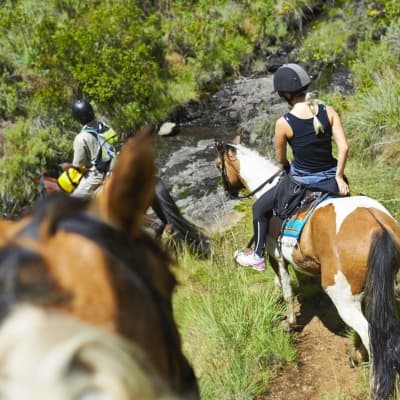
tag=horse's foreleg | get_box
[269,255,296,330]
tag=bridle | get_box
[216,141,241,199]
[215,140,284,199]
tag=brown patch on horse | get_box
[215,143,248,194]
[297,205,392,294]
[368,208,400,248]
[43,234,175,379]
[93,130,156,237]
[41,233,119,329]
[294,204,339,280]
[31,173,60,195]
[333,207,383,294]
[0,218,30,246]
[225,148,243,187]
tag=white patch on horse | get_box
[316,195,391,233]
[325,270,369,351]
[234,145,281,198]
[279,236,297,265]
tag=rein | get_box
[236,168,283,199]
[217,141,283,199]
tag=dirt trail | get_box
[259,291,367,400]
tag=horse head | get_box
[215,139,245,198]
[0,132,199,399]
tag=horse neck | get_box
[236,146,280,199]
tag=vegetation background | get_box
[1,0,400,398]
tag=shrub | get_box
[0,119,71,212]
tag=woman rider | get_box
[235,63,349,271]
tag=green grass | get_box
[173,222,296,399]
[346,159,400,221]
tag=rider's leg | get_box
[252,187,277,257]
[71,173,103,199]
[234,187,277,270]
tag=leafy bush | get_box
[351,20,400,90]
[295,15,358,69]
[0,0,296,207]
[275,0,318,32]
[0,119,71,213]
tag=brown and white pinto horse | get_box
[216,139,400,400]
[0,133,199,399]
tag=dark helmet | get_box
[273,63,311,94]
[71,99,95,125]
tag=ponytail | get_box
[305,92,324,135]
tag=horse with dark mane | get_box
[33,162,210,258]
[0,133,199,399]
[216,138,400,400]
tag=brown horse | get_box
[0,133,199,399]
[216,139,400,400]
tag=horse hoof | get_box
[348,356,357,369]
[348,348,368,368]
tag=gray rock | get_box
[158,122,178,136]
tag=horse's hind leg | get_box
[269,255,296,330]
[324,273,370,357]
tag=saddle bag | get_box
[57,167,84,193]
[273,173,306,220]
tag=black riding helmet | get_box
[71,99,95,125]
[273,63,311,94]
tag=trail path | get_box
[259,291,367,400]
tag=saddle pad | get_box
[281,210,309,240]
[281,193,332,241]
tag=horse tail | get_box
[364,227,400,400]
[153,178,211,258]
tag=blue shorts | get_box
[290,165,339,193]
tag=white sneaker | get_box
[234,250,266,271]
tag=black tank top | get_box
[284,104,337,172]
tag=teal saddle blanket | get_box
[281,193,333,240]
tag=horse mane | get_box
[232,144,278,172]
[230,144,281,194]
[0,305,179,400]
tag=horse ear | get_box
[232,135,241,144]
[93,127,156,236]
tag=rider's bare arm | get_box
[274,117,292,169]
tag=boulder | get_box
[158,122,178,136]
